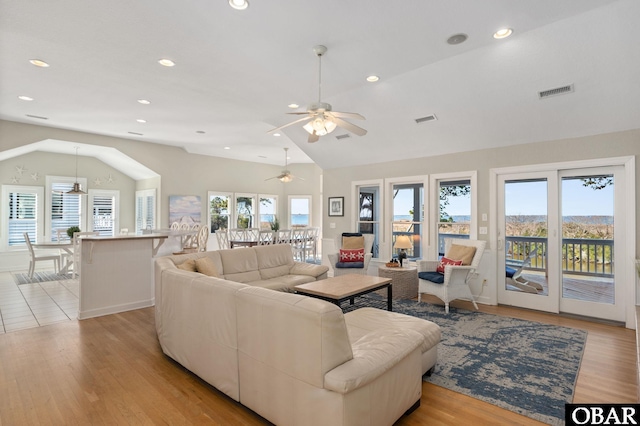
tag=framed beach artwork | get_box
[328,196,344,217]
[169,195,202,226]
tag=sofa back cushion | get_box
[236,286,353,389]
[254,244,295,280]
[219,248,262,283]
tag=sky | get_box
[392,176,615,218]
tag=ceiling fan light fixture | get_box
[229,0,249,10]
[303,116,337,136]
[279,174,293,183]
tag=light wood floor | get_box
[0,297,635,425]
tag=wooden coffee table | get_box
[294,274,393,311]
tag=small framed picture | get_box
[328,196,344,217]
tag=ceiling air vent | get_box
[538,84,574,99]
[335,134,350,140]
[415,114,437,124]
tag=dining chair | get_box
[229,228,246,241]
[290,228,308,261]
[276,229,291,245]
[216,230,230,250]
[195,226,209,252]
[258,230,274,245]
[303,227,320,262]
[24,232,60,279]
[245,228,260,241]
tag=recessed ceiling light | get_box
[158,59,175,67]
[229,0,249,10]
[273,133,281,137]
[136,119,147,123]
[29,59,49,68]
[288,103,299,109]
[447,33,468,45]
[18,95,34,101]
[493,28,513,39]
[137,99,151,105]
[366,75,379,83]
[224,146,231,150]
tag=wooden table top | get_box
[294,274,391,299]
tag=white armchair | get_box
[328,233,375,276]
[417,238,486,313]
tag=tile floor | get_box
[0,269,79,334]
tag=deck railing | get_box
[436,234,614,278]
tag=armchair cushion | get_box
[418,271,445,284]
[436,256,463,273]
[342,236,365,249]
[336,262,365,269]
[339,248,365,263]
[445,244,477,265]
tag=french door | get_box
[497,166,625,322]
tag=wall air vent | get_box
[538,84,574,99]
[415,114,437,124]
[25,114,48,120]
[335,134,351,140]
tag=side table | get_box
[377,264,418,300]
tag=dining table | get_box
[229,239,259,249]
[32,241,74,274]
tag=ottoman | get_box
[344,307,441,375]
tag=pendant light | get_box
[67,146,86,195]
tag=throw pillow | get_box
[436,256,463,274]
[445,244,477,265]
[339,248,365,263]
[176,259,197,272]
[342,236,365,249]
[195,257,220,277]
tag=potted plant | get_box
[66,226,81,239]
[270,217,280,232]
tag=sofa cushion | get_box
[335,262,365,268]
[196,257,220,277]
[177,258,197,272]
[220,248,262,283]
[254,244,295,280]
[251,274,317,292]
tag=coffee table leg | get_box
[387,284,392,311]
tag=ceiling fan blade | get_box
[308,131,320,143]
[333,117,368,136]
[267,116,312,133]
[328,111,365,120]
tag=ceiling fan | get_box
[265,148,304,183]
[268,45,367,143]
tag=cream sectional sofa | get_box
[154,244,441,426]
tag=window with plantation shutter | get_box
[3,185,44,249]
[135,189,156,233]
[51,182,82,239]
[90,190,118,236]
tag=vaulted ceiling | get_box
[1,0,638,170]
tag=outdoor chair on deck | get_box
[328,233,375,276]
[418,238,486,313]
[506,247,543,293]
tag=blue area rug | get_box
[13,271,72,285]
[387,299,586,425]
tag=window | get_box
[235,193,256,228]
[208,192,231,232]
[2,185,43,247]
[431,174,476,257]
[135,189,156,233]
[356,185,381,258]
[90,190,119,236]
[289,196,311,228]
[48,177,86,240]
[259,195,277,230]
[391,182,424,260]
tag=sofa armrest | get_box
[324,328,422,394]
[289,261,330,278]
[417,260,439,272]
